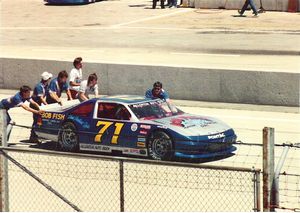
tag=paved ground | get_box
[1,91,299,210]
[1,0,299,72]
[1,1,299,211]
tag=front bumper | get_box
[175,146,237,159]
[173,134,237,159]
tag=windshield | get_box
[129,100,183,120]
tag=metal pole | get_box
[1,109,9,212]
[271,145,290,209]
[253,168,261,212]
[256,171,261,212]
[263,127,275,212]
[119,160,125,212]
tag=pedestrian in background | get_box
[69,57,83,99]
[78,73,99,102]
[153,0,165,9]
[0,86,43,142]
[29,71,52,143]
[169,0,177,8]
[238,0,258,16]
[46,70,72,105]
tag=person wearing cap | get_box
[78,73,99,102]
[69,57,83,99]
[46,70,72,105]
[29,72,53,142]
[0,86,43,142]
[145,81,170,102]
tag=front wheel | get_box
[59,122,79,152]
[148,131,174,161]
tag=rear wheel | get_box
[148,131,174,161]
[59,122,79,152]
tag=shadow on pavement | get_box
[24,140,235,164]
[128,4,148,7]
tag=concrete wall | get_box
[192,0,300,11]
[0,58,299,106]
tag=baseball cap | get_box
[41,72,53,81]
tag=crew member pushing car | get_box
[0,86,43,142]
[46,70,72,105]
[145,81,170,102]
[29,71,53,143]
[78,73,99,102]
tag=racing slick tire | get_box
[148,131,174,161]
[59,122,79,152]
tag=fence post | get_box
[263,127,275,212]
[0,109,9,212]
[119,160,124,212]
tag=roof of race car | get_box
[97,95,156,104]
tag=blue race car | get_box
[44,0,95,4]
[35,95,237,160]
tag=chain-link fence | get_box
[0,147,261,212]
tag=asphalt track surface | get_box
[1,92,299,211]
[1,0,300,73]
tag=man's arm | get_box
[78,91,88,101]
[29,99,40,110]
[40,96,48,105]
[94,84,99,98]
[20,103,43,115]
[49,92,62,105]
[145,89,152,98]
[66,89,73,101]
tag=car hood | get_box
[153,114,232,137]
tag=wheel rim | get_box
[152,137,170,158]
[61,125,77,148]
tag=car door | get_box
[88,102,136,152]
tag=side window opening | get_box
[71,103,94,117]
[97,103,131,120]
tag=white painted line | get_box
[111,9,192,27]
[31,48,104,53]
[171,52,241,57]
[215,115,300,123]
[0,26,113,30]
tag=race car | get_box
[44,0,95,4]
[34,95,237,160]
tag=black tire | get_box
[148,131,174,160]
[59,122,79,152]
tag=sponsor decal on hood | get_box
[171,116,216,128]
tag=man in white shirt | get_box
[78,73,99,102]
[69,57,83,99]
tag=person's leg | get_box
[239,0,250,14]
[170,0,177,7]
[6,111,13,142]
[249,0,258,14]
[29,103,39,142]
[29,114,39,142]
[160,0,165,8]
[152,0,157,9]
